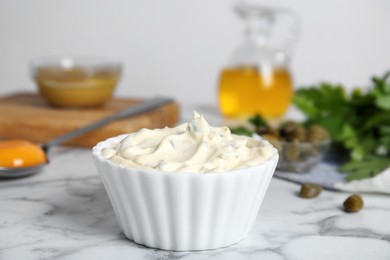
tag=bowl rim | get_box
[253,133,331,147]
[92,134,279,177]
[29,56,122,71]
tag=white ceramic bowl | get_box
[92,134,279,251]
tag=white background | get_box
[1,0,390,105]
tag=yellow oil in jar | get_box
[218,66,293,118]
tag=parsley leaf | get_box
[230,127,253,137]
[294,72,390,181]
[249,114,267,128]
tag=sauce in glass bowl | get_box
[30,57,121,108]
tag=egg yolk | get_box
[0,140,47,168]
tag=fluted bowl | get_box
[92,134,278,251]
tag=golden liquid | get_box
[218,66,293,118]
[35,67,120,107]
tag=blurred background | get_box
[1,0,390,104]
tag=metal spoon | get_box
[0,97,173,179]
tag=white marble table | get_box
[1,106,390,260]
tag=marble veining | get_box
[1,147,389,260]
[0,106,390,259]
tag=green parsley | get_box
[294,72,390,180]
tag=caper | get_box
[256,126,280,139]
[307,125,329,143]
[343,194,364,213]
[265,126,280,139]
[284,142,301,161]
[255,126,268,136]
[299,183,322,198]
[294,126,307,142]
[280,121,306,142]
[280,121,300,133]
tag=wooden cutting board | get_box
[0,93,180,147]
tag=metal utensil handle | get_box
[42,97,173,152]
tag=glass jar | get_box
[218,3,299,119]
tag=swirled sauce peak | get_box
[102,112,275,173]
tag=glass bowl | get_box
[264,138,330,172]
[30,57,122,108]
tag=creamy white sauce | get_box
[102,112,275,173]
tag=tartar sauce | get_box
[102,112,275,173]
